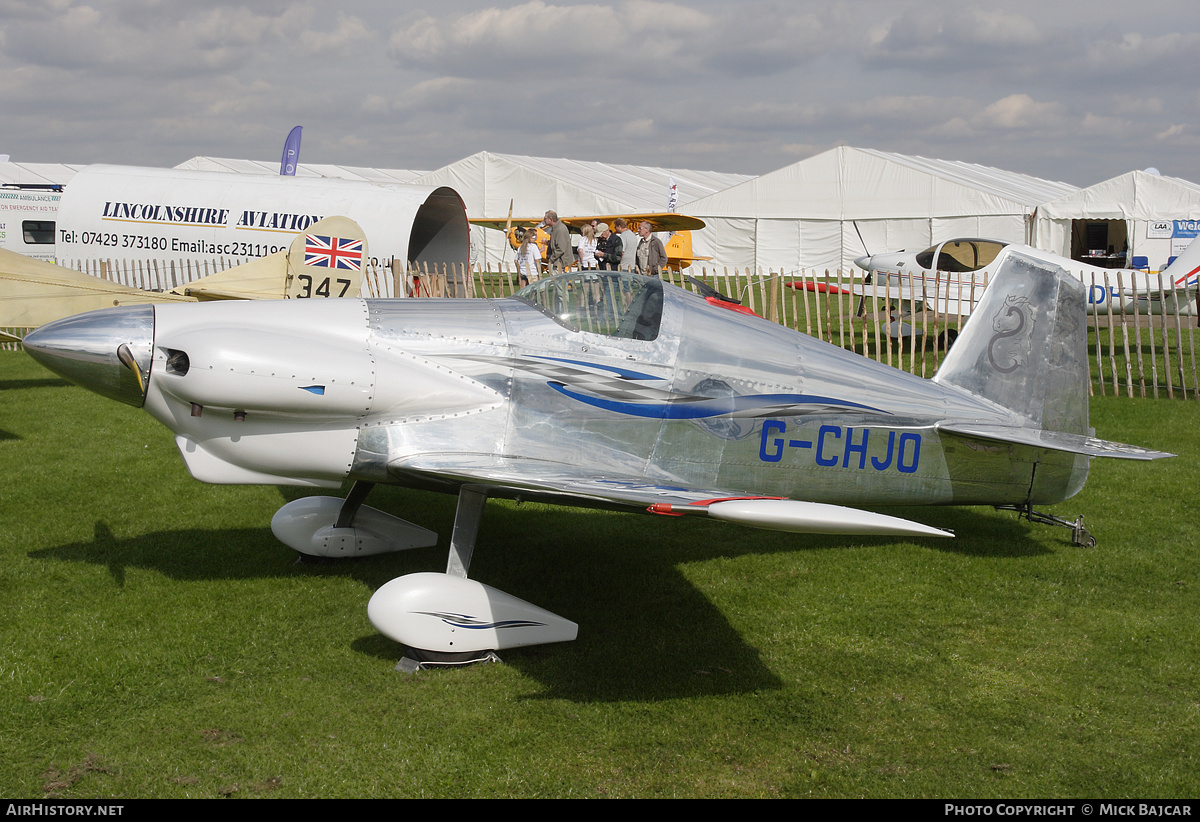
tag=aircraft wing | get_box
[560,213,705,233]
[388,452,952,538]
[1123,282,1200,315]
[0,248,194,330]
[469,217,540,232]
[470,213,706,233]
[853,271,1198,319]
[850,276,984,318]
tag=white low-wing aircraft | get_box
[854,236,1200,322]
[23,252,1170,667]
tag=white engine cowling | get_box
[368,573,578,655]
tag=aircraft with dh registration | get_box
[853,236,1200,323]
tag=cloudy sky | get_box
[2,0,1197,187]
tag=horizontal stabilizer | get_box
[938,423,1174,460]
[179,215,367,300]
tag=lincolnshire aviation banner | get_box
[100,201,326,231]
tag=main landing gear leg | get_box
[446,486,487,579]
[335,481,376,528]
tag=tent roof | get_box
[1036,169,1200,220]
[409,151,755,218]
[174,157,428,184]
[685,146,1078,220]
[0,161,85,187]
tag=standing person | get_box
[544,210,572,274]
[614,218,638,270]
[594,223,621,270]
[515,229,541,287]
[636,221,667,277]
[577,223,598,270]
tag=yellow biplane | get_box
[470,210,712,272]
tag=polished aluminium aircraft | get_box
[23,252,1170,666]
[854,236,1200,321]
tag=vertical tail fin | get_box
[933,252,1089,435]
[664,230,711,270]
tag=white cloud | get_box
[387,2,632,74]
[863,4,1051,68]
[0,0,1196,184]
[974,94,1063,130]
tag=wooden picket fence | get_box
[66,256,245,294]
[7,256,1198,400]
[405,261,1198,399]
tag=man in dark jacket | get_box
[594,223,622,271]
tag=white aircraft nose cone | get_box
[23,304,155,407]
[854,255,872,270]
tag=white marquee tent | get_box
[1032,170,1200,273]
[175,157,428,184]
[176,152,753,268]
[34,149,1180,279]
[0,161,85,187]
[408,151,753,267]
[683,146,1078,276]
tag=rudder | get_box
[933,251,1089,436]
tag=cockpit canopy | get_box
[915,239,1008,273]
[515,271,663,341]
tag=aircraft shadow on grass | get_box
[28,486,1049,702]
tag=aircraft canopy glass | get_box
[515,272,663,340]
[916,240,1008,272]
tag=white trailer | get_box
[0,186,64,263]
[51,165,470,292]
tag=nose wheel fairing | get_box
[271,494,439,558]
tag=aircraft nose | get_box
[22,305,155,407]
[854,255,873,270]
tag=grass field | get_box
[1,350,1197,799]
